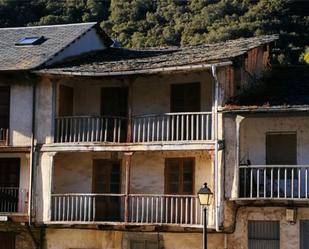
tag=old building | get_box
[2,21,306,249]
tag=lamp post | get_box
[198,183,213,249]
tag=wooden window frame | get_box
[164,157,195,195]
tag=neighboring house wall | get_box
[227,207,309,249]
[46,28,106,66]
[0,79,33,146]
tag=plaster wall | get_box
[59,71,213,116]
[239,116,309,165]
[45,229,225,249]
[227,207,309,249]
[35,78,54,144]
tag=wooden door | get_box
[0,158,20,213]
[0,232,15,249]
[170,83,200,112]
[101,87,128,142]
[92,159,121,221]
[165,158,194,223]
[58,85,73,116]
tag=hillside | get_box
[0,0,307,64]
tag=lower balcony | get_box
[0,187,28,214]
[50,193,203,227]
[239,165,309,200]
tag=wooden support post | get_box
[124,152,133,223]
[126,79,134,143]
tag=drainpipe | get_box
[28,80,37,225]
[211,65,220,232]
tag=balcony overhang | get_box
[41,141,221,152]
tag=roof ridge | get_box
[0,22,97,30]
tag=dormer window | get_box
[15,36,46,46]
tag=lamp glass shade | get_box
[198,183,213,206]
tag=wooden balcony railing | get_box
[0,128,9,146]
[239,165,309,199]
[54,112,212,144]
[51,193,125,222]
[51,193,204,227]
[128,194,203,226]
[132,112,212,143]
[0,187,28,213]
[55,116,127,143]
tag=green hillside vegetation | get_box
[0,0,308,64]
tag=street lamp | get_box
[198,183,213,249]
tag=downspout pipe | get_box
[211,65,220,232]
[28,80,36,225]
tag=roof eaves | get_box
[33,60,233,77]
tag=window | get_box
[165,158,194,195]
[15,36,46,46]
[266,132,297,165]
[300,220,309,249]
[123,233,161,249]
[248,220,280,249]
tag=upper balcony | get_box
[44,71,216,152]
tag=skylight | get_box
[15,36,46,46]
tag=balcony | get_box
[0,187,28,214]
[0,128,8,146]
[50,193,204,227]
[239,165,309,200]
[53,112,212,146]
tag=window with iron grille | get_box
[248,220,280,249]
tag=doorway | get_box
[92,159,122,221]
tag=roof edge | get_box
[0,22,97,30]
[33,61,233,77]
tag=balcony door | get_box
[92,159,121,221]
[0,158,20,213]
[266,132,297,197]
[101,87,128,142]
[165,158,194,223]
[170,83,200,112]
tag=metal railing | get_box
[54,112,212,144]
[239,165,309,199]
[51,193,125,222]
[0,128,8,145]
[128,194,203,226]
[0,187,28,213]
